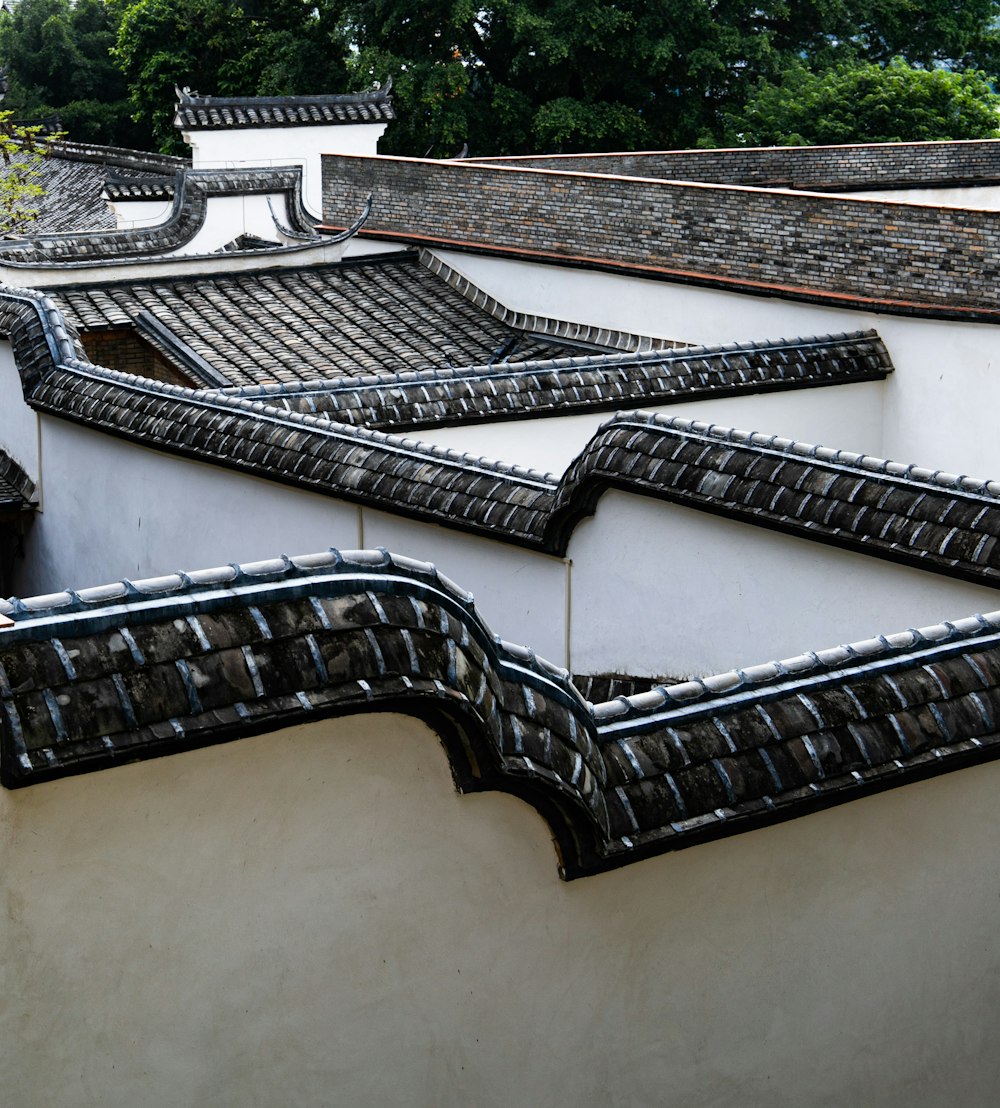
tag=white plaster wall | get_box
[108,197,175,230]
[568,490,1000,679]
[165,192,291,256]
[837,185,1000,209]
[21,418,362,594]
[363,508,569,665]
[0,340,40,491]
[412,379,886,475]
[185,123,386,215]
[21,416,1000,679]
[21,420,569,666]
[3,713,1000,1106]
[432,250,1000,479]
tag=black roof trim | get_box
[3,547,1000,879]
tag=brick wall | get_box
[81,329,195,387]
[321,154,1000,313]
[467,140,1000,190]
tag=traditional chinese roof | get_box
[0,449,35,516]
[0,167,315,265]
[174,90,395,131]
[52,255,575,386]
[2,546,1000,879]
[1,141,184,235]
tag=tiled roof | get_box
[0,450,35,514]
[53,256,577,387]
[0,284,984,575]
[3,547,1000,879]
[0,167,314,266]
[174,90,395,130]
[217,331,890,429]
[0,141,184,235]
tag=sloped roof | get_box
[219,331,890,430]
[1,141,185,235]
[54,256,575,386]
[0,450,35,515]
[174,90,395,130]
[2,546,1000,879]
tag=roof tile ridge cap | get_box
[417,247,674,353]
[592,610,1000,722]
[0,285,80,367]
[1,547,444,622]
[238,397,556,482]
[0,168,200,260]
[451,325,890,378]
[607,412,1000,496]
[0,548,574,691]
[0,450,37,505]
[52,369,559,486]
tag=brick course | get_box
[322,154,1000,313]
[468,139,1000,190]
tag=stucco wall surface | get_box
[413,379,886,476]
[567,490,1000,678]
[188,123,386,214]
[2,713,1000,1107]
[432,250,1000,482]
[18,407,1000,680]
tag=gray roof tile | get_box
[174,90,395,130]
[2,549,1000,878]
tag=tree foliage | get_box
[346,0,1000,156]
[0,112,56,233]
[8,0,1000,157]
[112,0,350,151]
[0,0,143,146]
[726,58,1000,146]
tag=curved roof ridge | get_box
[211,327,887,398]
[2,285,997,577]
[626,410,1000,498]
[0,166,315,266]
[598,611,1000,724]
[175,89,395,131]
[5,544,1000,877]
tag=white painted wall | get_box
[412,379,886,475]
[363,508,569,666]
[18,415,999,681]
[431,250,1000,480]
[184,122,387,215]
[0,341,40,493]
[20,419,570,667]
[836,185,1000,209]
[3,713,1000,1106]
[108,197,175,231]
[164,192,296,256]
[567,490,1000,679]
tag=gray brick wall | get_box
[322,154,1000,312]
[468,140,1000,190]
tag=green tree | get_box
[726,58,1000,146]
[0,112,55,233]
[112,0,350,152]
[0,0,144,146]
[348,0,794,156]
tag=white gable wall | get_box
[567,490,1000,678]
[3,712,1000,1105]
[14,413,999,681]
[431,250,1000,482]
[183,122,387,215]
[412,379,886,476]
